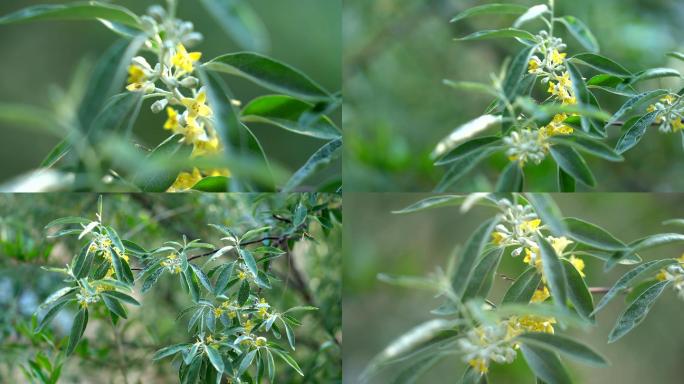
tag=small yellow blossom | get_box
[519,219,541,233]
[126,65,148,91]
[214,308,224,318]
[244,319,254,333]
[528,57,541,74]
[228,311,237,319]
[492,232,506,245]
[550,49,567,66]
[672,118,684,132]
[171,43,202,73]
[238,271,248,280]
[540,114,574,137]
[531,287,550,303]
[517,315,556,334]
[192,136,221,157]
[568,255,586,277]
[255,336,268,347]
[550,236,573,256]
[469,358,489,374]
[164,108,181,132]
[168,168,203,192]
[182,90,213,119]
[183,119,207,144]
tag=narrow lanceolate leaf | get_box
[152,343,191,361]
[566,62,594,133]
[558,167,576,192]
[190,264,213,292]
[495,162,523,192]
[463,249,504,300]
[452,218,499,297]
[502,47,536,106]
[525,194,567,237]
[66,308,88,356]
[667,51,684,62]
[238,349,258,377]
[570,53,631,77]
[627,68,681,86]
[203,53,330,102]
[592,259,677,316]
[37,299,72,333]
[563,217,627,251]
[72,246,93,279]
[631,233,684,250]
[606,90,667,128]
[102,295,127,319]
[434,137,501,165]
[558,16,599,53]
[431,115,501,159]
[561,260,594,320]
[435,147,500,192]
[608,280,671,343]
[282,138,341,192]
[513,4,549,28]
[536,234,567,313]
[205,345,224,373]
[99,290,140,306]
[450,3,527,23]
[0,2,141,28]
[393,195,470,214]
[442,80,499,98]
[548,136,623,162]
[238,280,250,305]
[615,111,659,154]
[44,216,91,229]
[198,0,269,52]
[549,145,596,187]
[241,95,340,140]
[502,267,542,304]
[521,344,572,384]
[239,248,258,277]
[457,28,537,42]
[517,333,608,366]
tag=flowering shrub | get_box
[0,0,341,192]
[432,1,682,191]
[30,194,341,383]
[362,193,684,383]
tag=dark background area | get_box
[0,0,341,183]
[344,0,684,192]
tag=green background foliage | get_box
[0,193,341,382]
[344,0,684,191]
[343,193,684,383]
[0,0,341,186]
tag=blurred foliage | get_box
[344,193,684,384]
[0,0,342,192]
[0,193,341,383]
[344,0,684,191]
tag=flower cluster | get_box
[160,252,183,274]
[657,254,684,300]
[503,128,549,166]
[211,296,276,349]
[125,4,230,191]
[459,288,557,375]
[528,32,576,106]
[647,94,684,133]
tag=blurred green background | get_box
[344,193,684,383]
[0,193,341,382]
[0,0,341,183]
[344,0,684,192]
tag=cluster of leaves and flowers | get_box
[362,193,684,384]
[432,0,682,191]
[32,194,341,383]
[0,0,341,193]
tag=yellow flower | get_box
[568,255,586,278]
[550,236,573,256]
[519,219,541,233]
[647,104,657,113]
[492,232,506,245]
[183,118,207,144]
[171,43,202,73]
[661,95,676,105]
[672,118,684,132]
[164,107,181,132]
[182,90,213,119]
[517,315,556,334]
[255,336,267,347]
[540,114,574,137]
[531,287,550,303]
[168,167,203,192]
[228,310,237,319]
[550,49,567,66]
[524,247,543,272]
[528,57,541,74]
[127,65,145,85]
[656,271,668,281]
[192,136,221,157]
[244,319,254,333]
[468,358,488,374]
[214,308,224,318]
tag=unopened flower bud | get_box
[140,16,158,35]
[180,76,199,89]
[143,83,156,94]
[151,99,168,113]
[182,32,204,48]
[147,5,166,22]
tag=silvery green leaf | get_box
[513,4,549,28]
[431,115,502,159]
[608,280,671,343]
